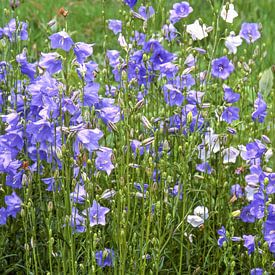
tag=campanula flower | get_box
[83,200,110,227]
[223,84,240,103]
[0,208,7,225]
[163,84,184,106]
[74,42,93,64]
[124,0,137,9]
[169,2,193,24]
[225,32,242,54]
[5,192,22,218]
[39,52,62,75]
[217,226,227,247]
[240,206,256,223]
[95,248,114,267]
[42,177,60,191]
[252,93,267,123]
[137,6,155,21]
[162,23,178,41]
[230,184,244,198]
[250,268,263,275]
[187,206,209,227]
[220,4,238,23]
[95,147,114,176]
[211,56,234,80]
[70,183,87,204]
[240,23,261,44]
[222,147,239,164]
[83,82,99,106]
[196,162,213,174]
[108,20,122,35]
[70,207,86,233]
[222,106,239,124]
[243,235,255,254]
[74,129,103,154]
[186,20,210,41]
[49,31,74,52]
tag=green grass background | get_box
[1,0,274,68]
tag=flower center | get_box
[218,65,224,72]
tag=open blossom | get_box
[252,93,267,123]
[83,200,110,227]
[240,23,261,44]
[211,56,234,80]
[186,20,210,41]
[95,248,114,267]
[49,31,74,52]
[225,32,242,54]
[220,4,238,23]
[169,2,193,24]
[108,20,122,35]
[187,206,209,227]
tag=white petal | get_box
[194,206,209,220]
[221,4,238,23]
[187,215,204,227]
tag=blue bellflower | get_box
[240,23,261,44]
[49,31,74,52]
[124,0,137,9]
[211,56,234,80]
[252,93,267,123]
[108,20,122,35]
[83,200,110,227]
[169,2,193,24]
[95,248,114,267]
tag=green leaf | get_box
[259,67,274,96]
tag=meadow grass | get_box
[0,0,274,274]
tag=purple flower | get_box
[108,20,122,35]
[137,6,155,21]
[49,31,74,52]
[95,248,114,267]
[83,82,99,106]
[223,84,240,103]
[70,207,86,233]
[222,106,239,124]
[74,42,93,64]
[39,52,62,75]
[180,74,196,89]
[26,119,54,144]
[169,2,193,24]
[211,56,234,80]
[83,200,110,227]
[252,93,267,123]
[217,226,227,247]
[196,162,212,174]
[74,129,103,154]
[95,147,114,176]
[42,177,60,191]
[250,268,263,275]
[186,90,204,104]
[230,184,243,198]
[170,184,182,200]
[162,23,178,41]
[240,206,256,223]
[240,23,261,44]
[124,0,137,9]
[5,192,22,218]
[19,22,28,40]
[99,106,121,125]
[243,235,255,254]
[0,208,7,225]
[70,183,87,204]
[163,84,184,106]
[150,47,175,70]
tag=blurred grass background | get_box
[0,0,274,67]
